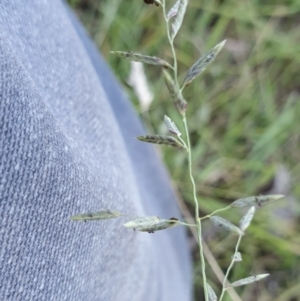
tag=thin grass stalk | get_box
[161,1,208,300]
[161,2,208,299]
[199,205,232,220]
[183,117,209,301]
[161,0,179,90]
[219,235,243,301]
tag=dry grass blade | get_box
[182,40,226,88]
[227,274,270,288]
[170,0,187,40]
[164,115,181,136]
[70,210,121,221]
[166,0,180,20]
[163,70,187,114]
[137,134,185,147]
[210,216,244,236]
[110,51,172,69]
[123,216,179,233]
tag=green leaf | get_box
[70,210,121,221]
[110,51,172,69]
[123,216,179,233]
[182,40,226,88]
[137,135,185,148]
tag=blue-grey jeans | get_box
[0,1,191,300]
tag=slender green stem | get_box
[199,205,232,221]
[177,135,188,149]
[176,221,197,227]
[161,1,179,89]
[219,235,243,301]
[183,117,208,301]
[161,2,208,300]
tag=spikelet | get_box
[70,210,121,221]
[182,40,226,87]
[231,195,284,208]
[210,216,244,236]
[124,216,179,233]
[110,51,171,69]
[227,274,270,288]
[164,115,181,136]
[137,135,185,148]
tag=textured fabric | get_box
[0,1,191,301]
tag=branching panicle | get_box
[69,2,285,301]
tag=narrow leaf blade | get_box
[110,51,172,69]
[170,0,187,40]
[137,135,184,148]
[228,274,270,288]
[210,216,244,236]
[183,40,226,87]
[70,210,121,221]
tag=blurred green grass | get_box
[69,1,300,300]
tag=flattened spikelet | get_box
[210,216,244,236]
[206,283,217,301]
[239,206,255,231]
[231,194,284,208]
[183,40,226,87]
[123,216,179,233]
[227,274,270,288]
[163,70,187,114]
[110,51,172,69]
[231,252,242,262]
[170,0,188,39]
[70,210,121,221]
[137,135,184,148]
[166,0,180,19]
[164,115,181,136]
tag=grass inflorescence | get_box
[69,0,300,300]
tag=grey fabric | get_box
[0,1,192,300]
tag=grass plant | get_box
[69,0,300,300]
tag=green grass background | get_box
[69,1,300,300]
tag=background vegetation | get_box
[68,1,300,300]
